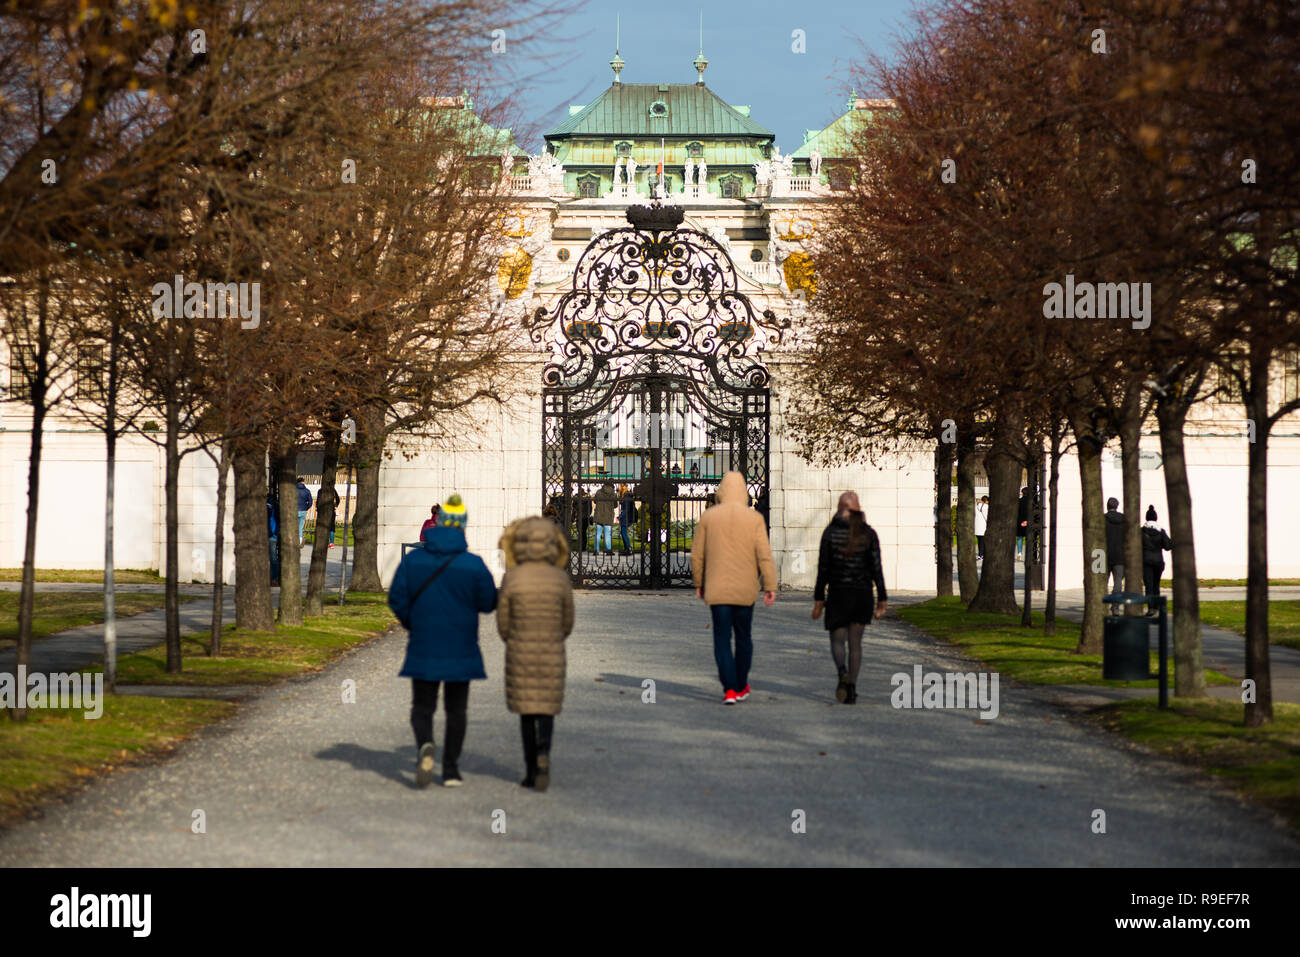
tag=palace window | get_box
[576,173,600,198]
[1284,351,1300,404]
[719,175,743,198]
[686,142,704,158]
[648,100,668,118]
[614,141,632,157]
[827,163,852,190]
[7,343,36,402]
[76,345,106,403]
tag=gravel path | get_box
[2,591,1296,866]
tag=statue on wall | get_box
[753,159,772,186]
[684,157,695,187]
[613,156,623,185]
[809,148,822,176]
[626,155,637,185]
[697,159,707,187]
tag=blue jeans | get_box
[710,603,754,693]
[596,524,612,551]
[298,510,308,543]
[619,520,631,550]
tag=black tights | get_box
[410,680,469,768]
[520,714,555,777]
[830,623,865,683]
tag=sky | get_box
[497,0,920,152]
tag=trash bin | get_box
[1102,592,1152,681]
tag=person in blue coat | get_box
[387,493,497,788]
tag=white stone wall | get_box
[376,359,546,587]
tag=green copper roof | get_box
[792,100,893,160]
[545,83,774,140]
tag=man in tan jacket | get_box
[690,471,778,704]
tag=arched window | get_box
[719,175,743,199]
[686,141,704,158]
[614,141,632,157]
[576,174,600,198]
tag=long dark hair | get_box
[841,508,866,558]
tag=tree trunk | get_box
[1044,422,1061,636]
[277,445,304,626]
[163,390,183,672]
[955,426,978,603]
[103,409,117,692]
[1244,347,1273,726]
[968,408,1022,614]
[12,379,45,724]
[1070,408,1106,654]
[1156,388,1206,698]
[1119,385,1144,613]
[232,441,275,631]
[210,437,231,656]
[1021,435,1040,626]
[305,432,340,617]
[935,437,954,597]
[349,406,385,592]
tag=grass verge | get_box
[1,593,395,827]
[0,568,163,584]
[0,591,170,649]
[0,695,235,827]
[1091,699,1300,830]
[115,593,395,686]
[897,596,1234,687]
[1197,600,1300,651]
[1162,578,1300,588]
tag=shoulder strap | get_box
[410,554,460,606]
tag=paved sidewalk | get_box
[1,590,1294,866]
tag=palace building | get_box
[4,48,1299,594]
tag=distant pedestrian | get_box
[812,491,888,705]
[497,516,575,792]
[542,503,562,529]
[296,477,313,544]
[1016,486,1030,561]
[690,471,777,705]
[617,484,636,552]
[420,504,440,536]
[575,488,593,551]
[974,495,989,560]
[387,493,497,788]
[1141,505,1174,614]
[326,485,340,547]
[1104,497,1125,593]
[593,481,618,553]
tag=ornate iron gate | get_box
[532,204,787,588]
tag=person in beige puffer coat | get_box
[690,470,777,704]
[498,515,575,791]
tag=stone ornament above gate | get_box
[529,204,790,393]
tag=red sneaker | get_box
[723,690,738,705]
[736,685,751,701]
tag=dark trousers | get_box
[710,603,754,692]
[976,535,985,559]
[410,680,469,768]
[520,714,555,776]
[1143,563,1164,603]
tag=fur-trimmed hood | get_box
[500,515,570,569]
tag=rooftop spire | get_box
[693,12,708,85]
[610,16,625,84]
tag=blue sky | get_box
[498,0,919,152]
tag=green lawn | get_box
[1092,699,1300,830]
[0,694,235,827]
[1162,578,1300,588]
[0,591,170,649]
[897,597,1234,687]
[0,593,396,827]
[1197,600,1300,651]
[115,593,395,686]
[0,568,163,583]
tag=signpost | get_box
[338,416,355,606]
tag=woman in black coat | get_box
[1141,505,1174,613]
[812,491,888,704]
